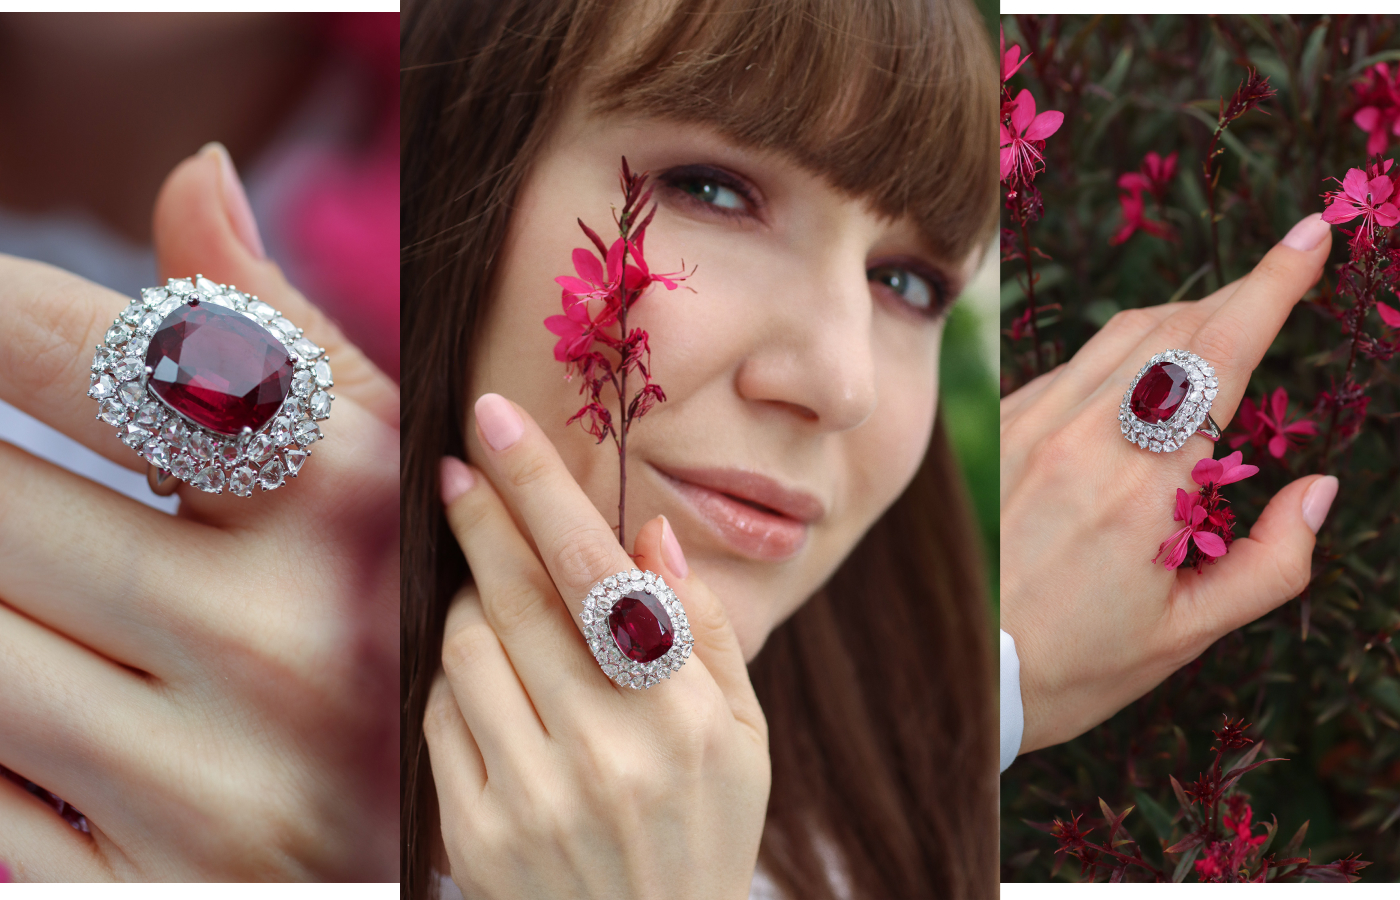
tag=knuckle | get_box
[505,448,553,491]
[553,523,621,596]
[483,577,552,639]
[1272,549,1313,600]
[1192,316,1250,367]
[440,621,498,678]
[1026,424,1079,475]
[1104,307,1156,337]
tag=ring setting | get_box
[582,568,693,689]
[1119,349,1221,453]
[88,275,333,496]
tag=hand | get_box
[0,145,399,879]
[426,393,770,900]
[1000,213,1341,755]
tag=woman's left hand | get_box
[426,395,770,900]
[0,146,399,879]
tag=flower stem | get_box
[617,242,629,544]
[1020,216,1044,374]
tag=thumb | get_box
[631,515,763,727]
[151,143,398,427]
[1184,474,1338,634]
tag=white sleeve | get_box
[1000,629,1023,773]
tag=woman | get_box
[401,0,999,897]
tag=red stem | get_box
[1020,216,1044,374]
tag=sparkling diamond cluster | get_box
[582,569,693,690]
[88,276,333,496]
[1119,349,1217,453]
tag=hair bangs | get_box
[585,0,998,263]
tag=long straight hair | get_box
[401,0,999,896]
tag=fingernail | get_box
[1302,475,1339,533]
[203,141,266,260]
[475,393,524,451]
[661,515,688,580]
[1280,212,1330,252]
[440,456,475,506]
[0,860,10,882]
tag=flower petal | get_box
[1375,201,1400,228]
[1322,199,1361,224]
[572,247,605,286]
[1342,168,1370,201]
[1010,89,1037,134]
[1023,109,1064,141]
[1377,301,1400,329]
[1268,433,1288,458]
[1192,457,1224,486]
[1193,531,1229,557]
[1354,106,1381,132]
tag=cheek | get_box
[852,318,941,502]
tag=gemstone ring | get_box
[1118,349,1221,453]
[88,275,332,496]
[581,568,693,689]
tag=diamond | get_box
[270,416,293,446]
[137,310,161,336]
[246,432,275,463]
[88,373,116,400]
[1204,388,1218,400]
[145,300,293,435]
[170,453,196,480]
[309,391,331,419]
[603,576,617,588]
[292,337,321,360]
[187,430,214,460]
[313,359,332,387]
[168,278,194,295]
[136,401,163,427]
[157,296,181,315]
[292,369,314,397]
[106,323,133,346]
[293,420,320,446]
[196,276,221,294]
[1130,362,1191,424]
[142,439,170,470]
[118,380,146,407]
[284,448,308,475]
[121,304,145,324]
[269,317,298,342]
[258,458,285,491]
[127,336,150,359]
[114,357,144,381]
[209,293,236,309]
[608,589,675,663]
[142,287,168,307]
[229,466,256,497]
[160,418,188,448]
[214,441,239,466]
[121,424,150,448]
[247,300,276,321]
[92,346,119,371]
[192,466,226,493]
[99,399,128,425]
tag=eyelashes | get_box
[655,164,953,319]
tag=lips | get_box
[651,464,824,561]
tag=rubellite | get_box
[145,301,292,435]
[1130,362,1191,424]
[608,589,674,663]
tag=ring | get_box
[88,275,333,496]
[1118,349,1220,453]
[581,568,693,689]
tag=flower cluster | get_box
[1044,718,1368,883]
[1229,387,1318,459]
[1352,62,1400,158]
[546,157,690,538]
[1111,152,1177,245]
[1153,452,1257,572]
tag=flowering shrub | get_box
[1001,15,1400,881]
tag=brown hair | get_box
[400,0,998,896]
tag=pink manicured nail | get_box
[475,393,524,451]
[204,142,266,260]
[661,515,689,579]
[1280,213,1330,252]
[440,456,475,506]
[1302,475,1339,533]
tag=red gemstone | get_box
[608,589,674,663]
[1130,362,1190,423]
[145,302,292,435]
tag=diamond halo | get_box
[582,568,693,690]
[1118,349,1219,454]
[88,275,333,496]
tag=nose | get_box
[733,253,879,432]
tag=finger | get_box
[468,393,636,616]
[438,584,549,773]
[1000,363,1065,422]
[0,440,221,673]
[0,602,151,830]
[0,255,146,472]
[630,515,765,729]
[423,670,486,807]
[1186,215,1331,427]
[0,778,110,882]
[1176,475,1337,637]
[441,459,600,722]
[152,143,398,428]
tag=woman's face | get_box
[467,88,975,660]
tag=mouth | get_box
[650,463,824,562]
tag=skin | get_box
[0,146,399,879]
[1000,214,1341,756]
[427,85,979,897]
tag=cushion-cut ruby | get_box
[608,589,674,663]
[145,301,292,435]
[1130,361,1190,423]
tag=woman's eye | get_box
[868,265,941,315]
[674,177,746,211]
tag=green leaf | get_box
[1172,843,1203,882]
[1133,789,1176,843]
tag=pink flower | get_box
[1352,63,1400,158]
[1109,190,1173,245]
[1378,301,1400,329]
[1000,27,1029,84]
[1229,387,1319,458]
[1154,488,1229,569]
[1118,151,1178,203]
[1192,450,1259,487]
[1322,167,1400,236]
[1000,89,1063,186]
